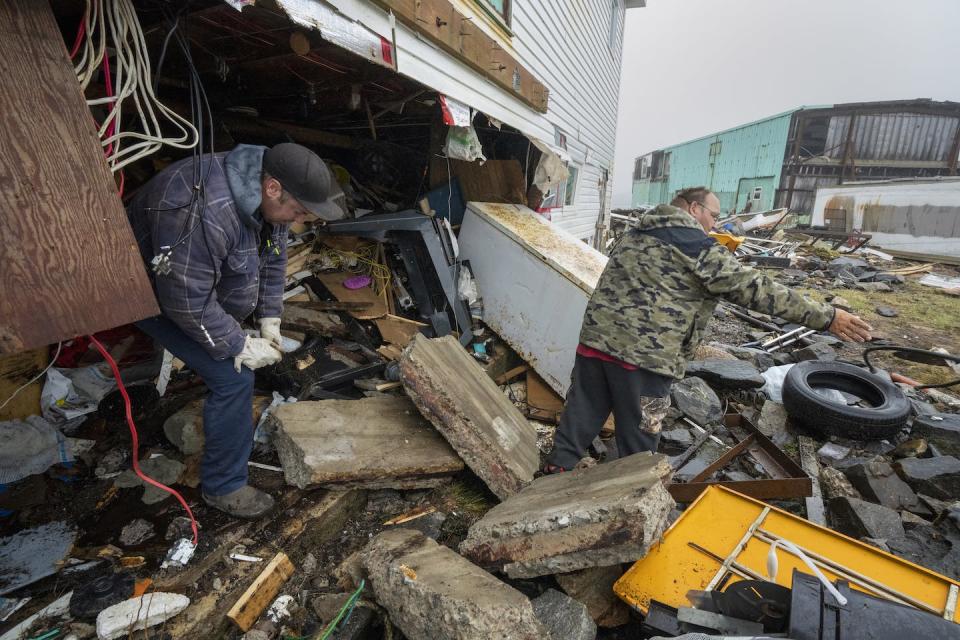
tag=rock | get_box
[782,268,809,280]
[756,401,792,447]
[661,428,693,446]
[459,452,674,578]
[875,273,905,284]
[793,342,837,362]
[165,517,195,542]
[114,455,185,505]
[365,489,407,514]
[302,553,317,575]
[333,551,364,591]
[708,343,775,371]
[900,511,932,530]
[856,282,894,293]
[400,510,447,540]
[819,467,861,501]
[360,529,547,639]
[674,440,727,482]
[895,456,960,500]
[271,396,464,490]
[891,438,928,459]
[671,377,723,426]
[827,497,905,540]
[910,400,939,417]
[817,442,851,464]
[887,530,960,579]
[119,519,155,547]
[828,257,870,275]
[555,565,631,628]
[861,537,891,552]
[684,359,765,390]
[723,471,755,482]
[911,414,960,457]
[830,296,853,311]
[400,335,539,499]
[843,457,923,513]
[163,400,205,455]
[323,606,378,639]
[875,305,899,318]
[531,589,596,640]
[312,593,351,623]
[96,593,189,640]
[692,343,737,361]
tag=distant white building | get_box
[811,178,960,259]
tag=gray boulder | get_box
[671,377,723,426]
[531,589,596,640]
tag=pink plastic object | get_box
[342,275,373,290]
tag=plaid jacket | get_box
[127,146,287,360]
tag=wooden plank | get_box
[375,314,428,347]
[315,272,389,320]
[0,0,158,354]
[282,303,349,336]
[227,552,296,631]
[373,0,548,113]
[493,364,530,386]
[431,159,527,203]
[525,370,564,423]
[798,436,827,526]
[0,348,47,421]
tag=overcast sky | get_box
[611,0,960,207]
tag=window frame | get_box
[475,0,511,29]
[564,164,580,206]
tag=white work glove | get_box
[259,317,283,350]
[234,336,282,373]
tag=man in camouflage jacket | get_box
[546,187,872,472]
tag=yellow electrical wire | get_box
[316,242,391,295]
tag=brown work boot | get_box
[203,485,274,519]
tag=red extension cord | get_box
[89,335,199,545]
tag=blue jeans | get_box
[137,315,253,496]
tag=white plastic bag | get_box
[443,125,486,163]
[0,416,73,484]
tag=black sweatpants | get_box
[547,354,672,470]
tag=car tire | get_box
[781,361,910,441]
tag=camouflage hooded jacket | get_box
[579,204,835,379]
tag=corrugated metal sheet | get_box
[824,113,960,162]
[631,111,795,212]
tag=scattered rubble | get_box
[895,456,960,500]
[360,529,547,639]
[554,565,632,628]
[95,592,190,640]
[827,496,906,540]
[113,454,185,504]
[843,457,925,513]
[819,466,862,501]
[271,396,464,489]
[460,452,674,577]
[912,414,960,456]
[670,376,723,426]
[118,518,155,547]
[684,359,765,389]
[400,334,539,499]
[531,589,596,640]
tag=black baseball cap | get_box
[262,143,344,221]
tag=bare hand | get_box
[829,308,873,342]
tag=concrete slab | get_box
[400,335,539,500]
[360,529,547,640]
[460,452,674,578]
[555,565,631,628]
[271,396,464,489]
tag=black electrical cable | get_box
[863,345,960,390]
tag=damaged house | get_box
[3,1,960,639]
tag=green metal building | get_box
[631,99,960,216]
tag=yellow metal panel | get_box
[614,485,960,623]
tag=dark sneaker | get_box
[203,485,274,519]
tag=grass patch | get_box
[433,477,495,518]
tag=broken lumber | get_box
[400,335,539,500]
[281,303,348,336]
[227,552,295,632]
[271,396,464,489]
[375,314,428,347]
[459,452,675,577]
[360,529,547,639]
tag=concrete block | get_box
[360,529,547,640]
[555,565,631,628]
[96,592,189,639]
[531,589,596,640]
[400,335,539,500]
[819,466,861,501]
[459,452,674,578]
[272,396,464,489]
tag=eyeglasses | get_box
[694,201,721,220]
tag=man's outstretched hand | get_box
[829,308,873,343]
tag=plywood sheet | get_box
[314,272,389,320]
[0,348,47,421]
[431,159,527,205]
[0,0,158,354]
